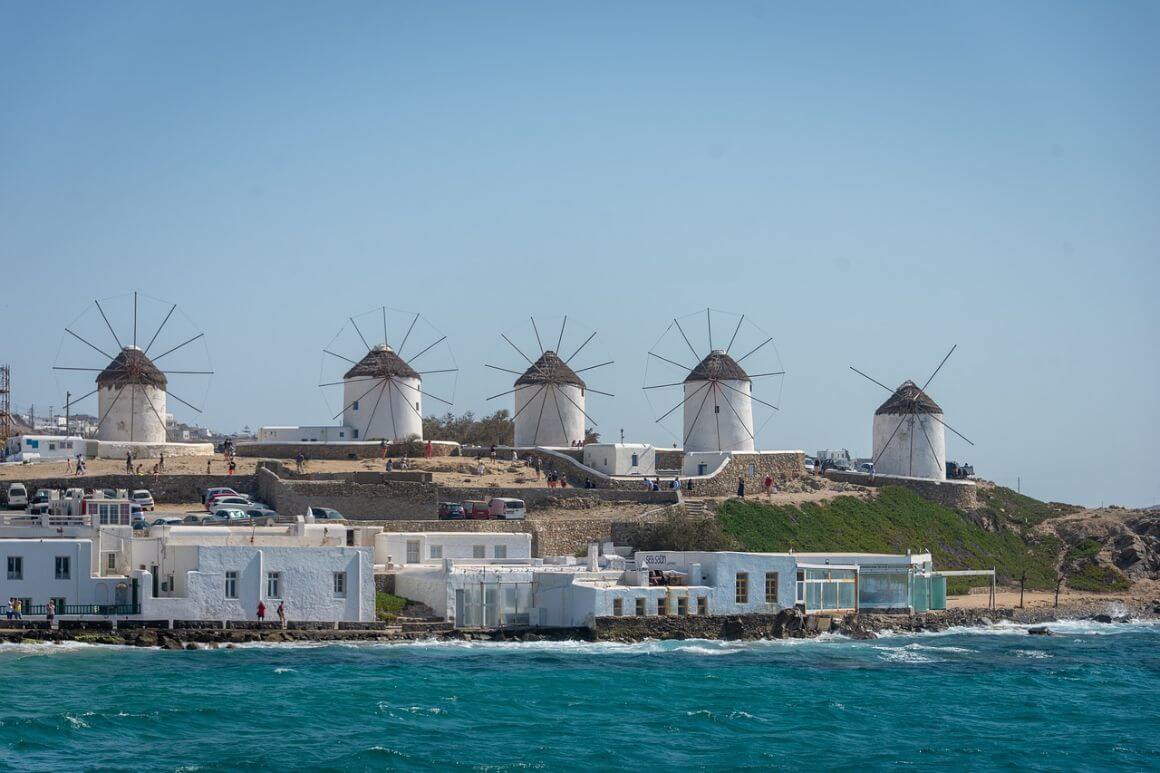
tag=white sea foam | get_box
[1013,649,1052,659]
[273,666,295,674]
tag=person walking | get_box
[125,451,133,474]
[257,601,266,621]
[425,439,433,459]
[277,601,286,629]
[295,452,305,474]
[763,475,773,497]
[6,598,13,621]
[206,459,212,475]
[228,459,236,476]
[737,477,746,498]
[65,456,73,474]
[159,452,165,472]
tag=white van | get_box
[5,483,28,510]
[488,497,526,520]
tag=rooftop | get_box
[96,346,167,388]
[514,350,586,388]
[685,350,750,383]
[344,345,421,380]
[875,380,943,415]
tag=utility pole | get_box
[65,392,71,438]
[1019,570,1027,609]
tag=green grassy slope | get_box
[718,487,1062,589]
[976,485,1083,528]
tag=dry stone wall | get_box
[685,452,805,496]
[822,470,977,510]
[236,441,457,460]
[3,473,258,505]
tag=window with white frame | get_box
[7,556,23,580]
[429,544,443,559]
[225,571,238,598]
[266,571,282,598]
[472,545,485,559]
[105,552,117,572]
[405,540,420,564]
[333,572,346,597]
[494,544,507,559]
[55,556,71,580]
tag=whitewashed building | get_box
[683,350,755,454]
[582,443,655,476]
[513,351,586,448]
[376,532,532,569]
[4,435,85,463]
[872,381,947,480]
[389,544,945,630]
[0,518,374,622]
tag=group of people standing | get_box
[255,600,286,626]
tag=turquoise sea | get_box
[1,619,1158,771]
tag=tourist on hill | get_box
[737,477,746,498]
[159,452,165,472]
[295,452,305,474]
[763,475,773,496]
[228,459,237,476]
[277,601,286,629]
[257,601,266,621]
[426,440,433,459]
[671,478,681,491]
[135,464,143,476]
[380,439,387,459]
[125,451,133,474]
[66,456,73,474]
[386,459,394,472]
[206,459,212,475]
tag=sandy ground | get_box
[947,583,1158,610]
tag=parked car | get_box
[202,486,240,506]
[131,490,155,511]
[488,497,526,521]
[181,512,212,524]
[206,508,249,523]
[151,516,184,527]
[242,507,278,524]
[5,483,28,510]
[131,516,150,530]
[95,488,120,499]
[463,500,492,520]
[438,502,466,520]
[856,463,874,474]
[308,506,345,522]
[208,495,253,511]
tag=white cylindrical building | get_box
[513,351,585,447]
[96,346,168,443]
[682,350,755,453]
[872,380,946,480]
[342,345,423,441]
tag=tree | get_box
[422,409,514,446]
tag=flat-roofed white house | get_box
[582,443,656,477]
[0,518,375,622]
[4,435,85,463]
[376,532,532,568]
[389,544,946,630]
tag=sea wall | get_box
[823,470,977,510]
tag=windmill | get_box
[52,291,213,444]
[484,316,613,447]
[643,308,785,453]
[849,346,974,481]
[318,307,457,442]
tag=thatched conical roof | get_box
[344,345,421,380]
[875,380,943,415]
[514,351,586,388]
[96,347,167,388]
[685,350,750,383]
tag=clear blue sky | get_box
[2,2,1157,507]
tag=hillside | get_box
[718,486,1061,590]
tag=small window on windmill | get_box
[352,400,359,411]
[415,402,419,411]
[714,405,720,414]
[748,463,756,476]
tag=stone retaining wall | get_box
[823,470,977,510]
[685,451,805,496]
[236,441,458,459]
[368,518,617,558]
[3,473,258,505]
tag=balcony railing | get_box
[4,603,140,617]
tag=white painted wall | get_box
[0,538,127,608]
[513,383,584,447]
[376,532,532,566]
[583,444,656,476]
[257,426,356,442]
[680,451,733,478]
[4,436,84,462]
[137,545,373,622]
[98,383,167,444]
[872,412,946,480]
[343,376,422,441]
[682,379,754,453]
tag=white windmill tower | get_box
[319,308,457,442]
[643,309,785,456]
[850,346,974,481]
[53,291,214,454]
[486,317,613,448]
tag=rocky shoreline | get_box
[2,600,1155,649]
